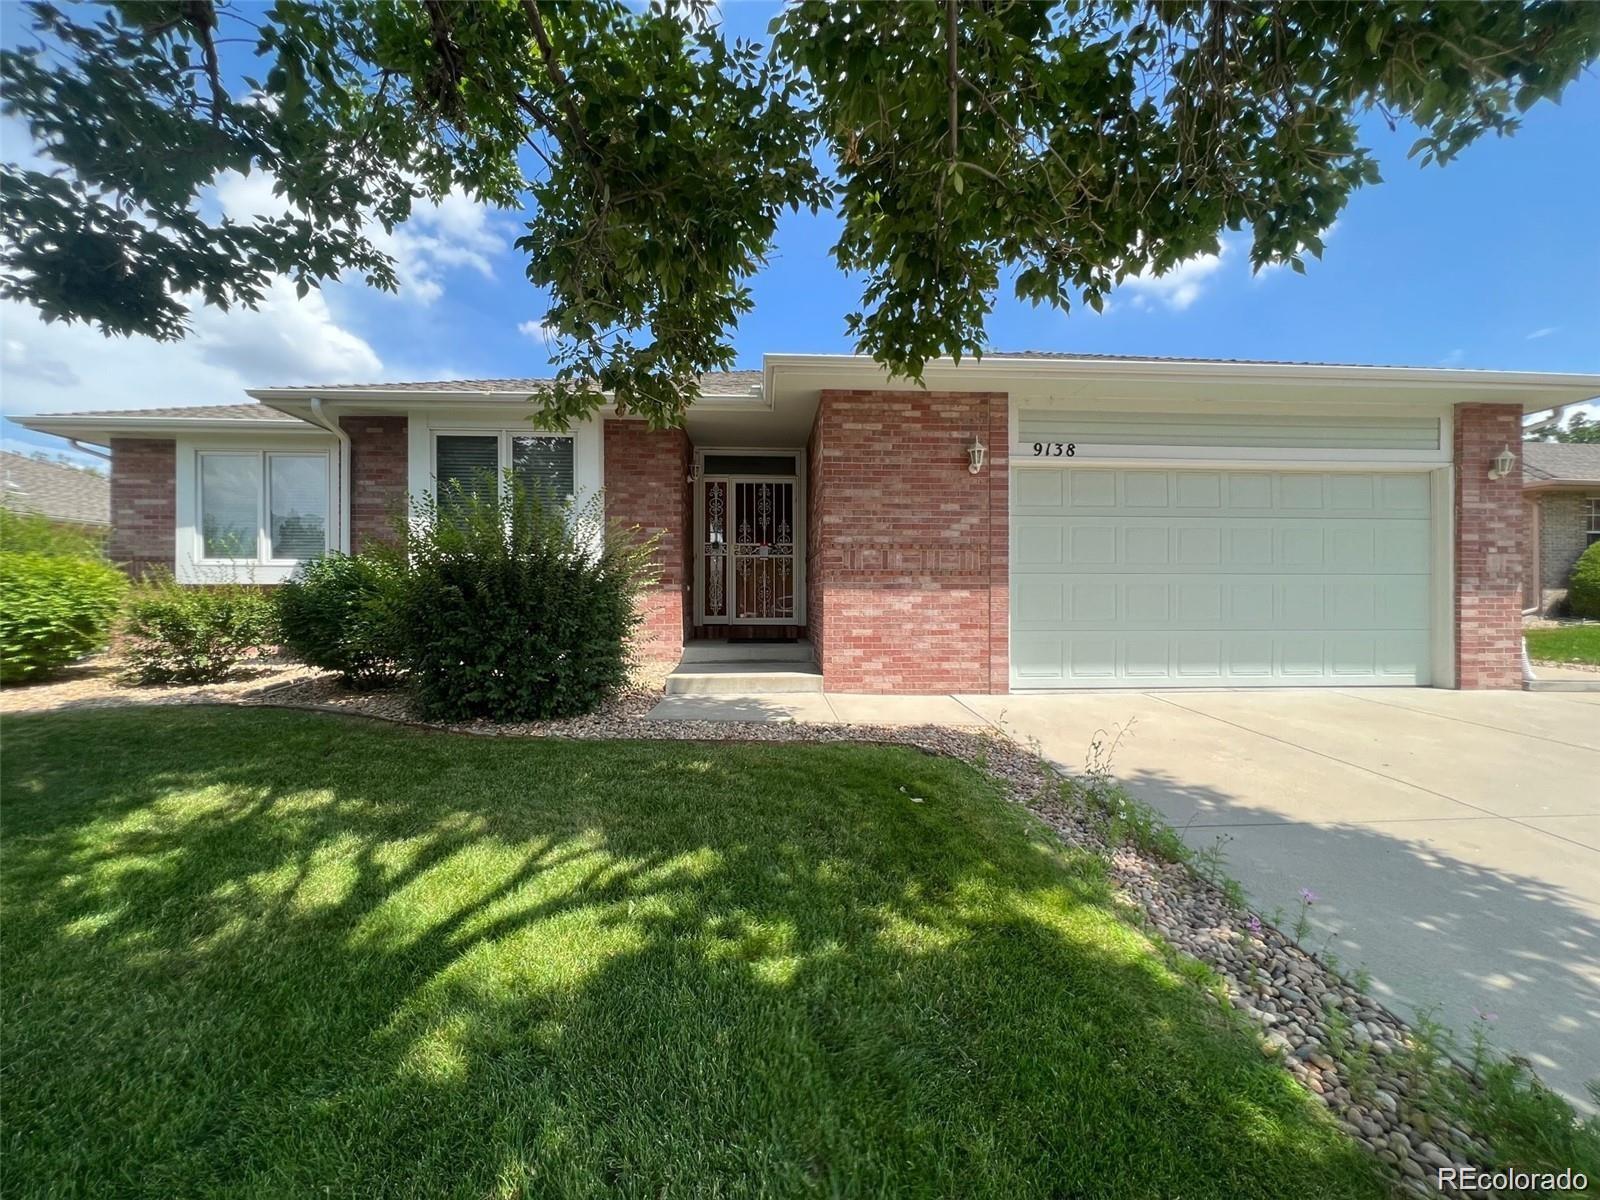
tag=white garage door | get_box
[1010,468,1433,689]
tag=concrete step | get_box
[665,660,823,695]
[679,640,814,664]
[1524,678,1600,692]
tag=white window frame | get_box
[1588,496,1600,546]
[193,448,332,569]
[428,429,578,504]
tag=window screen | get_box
[200,454,260,558]
[511,435,575,501]
[436,435,500,511]
[268,454,327,560]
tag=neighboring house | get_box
[0,448,110,529]
[1522,441,1600,615]
[15,354,1600,693]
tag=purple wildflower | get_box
[1247,915,1262,936]
[1298,888,1319,905]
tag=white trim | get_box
[175,441,334,584]
[763,352,1600,400]
[1011,448,1448,469]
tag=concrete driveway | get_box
[954,687,1600,1107]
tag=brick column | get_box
[808,389,1009,694]
[603,420,690,664]
[1453,403,1525,689]
[341,416,408,552]
[107,438,175,579]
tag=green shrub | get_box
[122,577,278,684]
[384,479,654,721]
[1568,541,1600,620]
[0,553,126,683]
[0,508,107,558]
[276,552,402,689]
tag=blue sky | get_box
[3,0,1597,465]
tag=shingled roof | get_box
[22,403,302,421]
[1,450,110,527]
[258,371,764,396]
[1523,441,1600,485]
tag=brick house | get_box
[1522,442,1600,615]
[17,354,1600,693]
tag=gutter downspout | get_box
[306,399,352,554]
[68,438,111,462]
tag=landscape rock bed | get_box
[4,666,1530,1196]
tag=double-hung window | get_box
[197,451,329,563]
[1588,497,1600,547]
[433,432,575,511]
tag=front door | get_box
[698,475,801,625]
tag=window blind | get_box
[200,454,260,559]
[268,455,327,560]
[511,435,575,501]
[436,435,500,512]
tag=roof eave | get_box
[13,414,326,442]
[1524,477,1600,492]
[761,353,1600,409]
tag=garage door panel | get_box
[1010,468,1433,688]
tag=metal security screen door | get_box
[699,474,801,624]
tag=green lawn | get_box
[1526,624,1600,665]
[1,709,1385,1199]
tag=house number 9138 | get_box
[1032,442,1075,457]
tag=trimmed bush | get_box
[276,553,402,689]
[122,577,278,684]
[385,479,654,721]
[0,553,126,683]
[1569,541,1600,620]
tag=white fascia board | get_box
[13,415,324,443]
[761,353,1600,408]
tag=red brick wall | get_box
[604,420,690,663]
[808,389,1009,693]
[806,413,824,662]
[1453,403,1526,689]
[108,438,175,578]
[342,416,408,552]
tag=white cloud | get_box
[0,281,381,420]
[1438,348,1467,367]
[213,171,509,306]
[1526,326,1560,341]
[1118,243,1231,312]
[517,318,556,344]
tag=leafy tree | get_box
[4,0,1596,427]
[1531,412,1600,444]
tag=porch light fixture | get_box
[1488,445,1517,481]
[967,435,987,474]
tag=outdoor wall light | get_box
[968,435,988,474]
[1488,445,1517,481]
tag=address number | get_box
[1032,442,1076,457]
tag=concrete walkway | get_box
[647,686,1600,1105]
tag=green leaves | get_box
[1,0,1596,424]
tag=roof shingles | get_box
[0,450,111,526]
[1523,441,1600,484]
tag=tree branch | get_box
[946,0,959,163]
